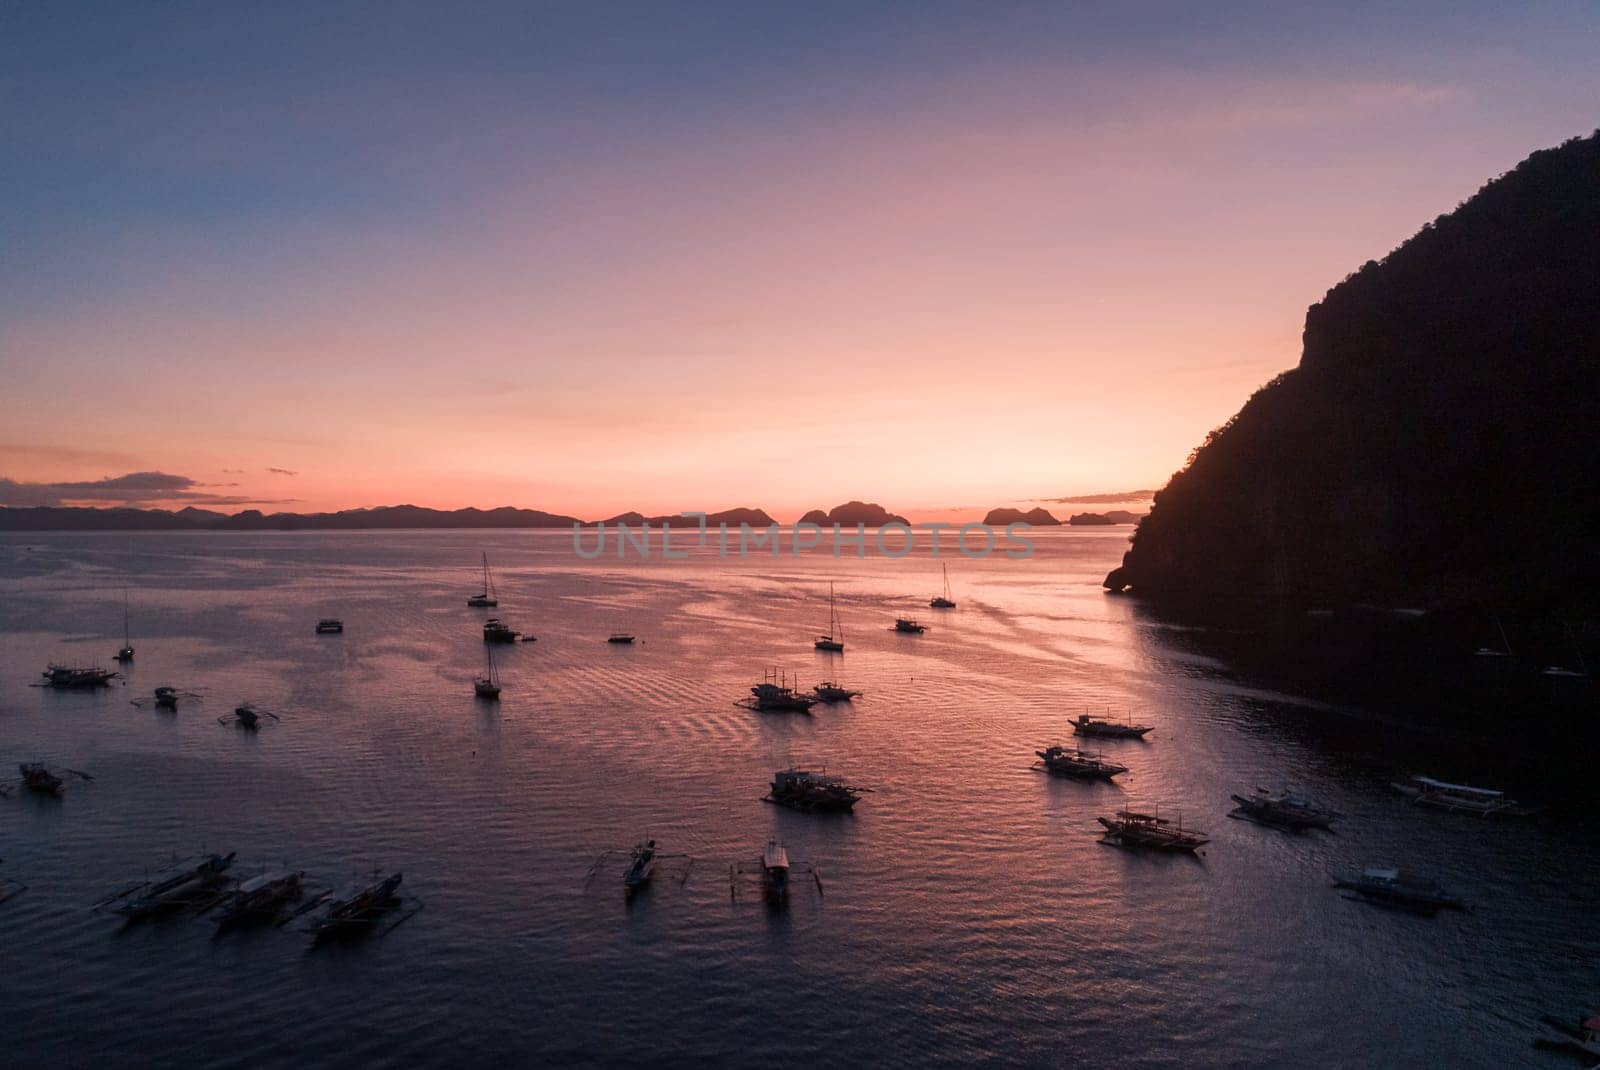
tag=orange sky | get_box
[4,7,1598,519]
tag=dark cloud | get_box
[0,443,138,467]
[0,471,298,508]
[1041,490,1158,504]
[266,467,298,476]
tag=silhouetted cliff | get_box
[802,501,909,527]
[1107,131,1600,608]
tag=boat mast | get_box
[123,590,130,647]
[942,563,951,600]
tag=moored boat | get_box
[153,686,179,709]
[894,617,925,634]
[116,852,237,920]
[1229,787,1339,831]
[761,840,790,898]
[19,763,64,796]
[765,767,864,812]
[1332,866,1466,915]
[42,664,117,688]
[743,671,816,713]
[483,618,520,643]
[814,582,845,652]
[1034,745,1127,781]
[311,872,404,940]
[623,839,657,894]
[474,643,501,699]
[607,633,635,644]
[929,563,956,609]
[214,870,304,930]
[315,618,344,634]
[467,552,499,607]
[1097,810,1207,853]
[813,681,861,703]
[1390,774,1539,817]
[1073,713,1153,739]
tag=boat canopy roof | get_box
[1413,775,1503,797]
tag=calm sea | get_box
[0,529,1593,1068]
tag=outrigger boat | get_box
[1229,787,1339,831]
[623,839,657,895]
[113,852,237,920]
[1073,712,1153,739]
[467,552,499,607]
[1097,810,1208,853]
[115,591,134,662]
[894,617,925,634]
[154,686,179,709]
[213,870,305,931]
[1034,745,1127,781]
[310,872,407,941]
[220,703,279,730]
[607,633,635,644]
[812,681,861,703]
[814,582,845,652]
[1332,866,1467,915]
[929,563,956,609]
[41,664,117,688]
[740,671,817,713]
[19,763,64,796]
[314,618,344,634]
[1537,1010,1600,1063]
[765,767,866,813]
[474,643,501,699]
[761,840,791,899]
[1390,774,1539,817]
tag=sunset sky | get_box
[3,3,1598,520]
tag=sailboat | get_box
[115,591,134,662]
[474,643,501,699]
[1473,616,1513,659]
[929,564,956,609]
[1542,623,1590,681]
[467,553,499,608]
[814,582,844,652]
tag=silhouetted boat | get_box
[221,703,278,730]
[765,767,864,812]
[474,643,501,699]
[1332,866,1466,915]
[607,633,635,644]
[153,686,179,709]
[1540,623,1590,681]
[1097,810,1207,852]
[1229,787,1339,831]
[467,553,499,607]
[311,872,404,940]
[214,870,304,930]
[929,564,956,609]
[761,840,790,898]
[1073,713,1153,739]
[484,618,519,643]
[813,681,860,703]
[743,671,816,713]
[315,618,344,634]
[1390,774,1539,817]
[116,852,236,920]
[1035,745,1127,781]
[894,618,925,634]
[1538,1011,1600,1062]
[624,839,657,893]
[814,582,844,652]
[42,664,116,688]
[1473,616,1514,659]
[115,592,134,662]
[19,763,63,796]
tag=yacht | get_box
[468,553,499,607]
[1035,745,1127,781]
[929,564,956,609]
[894,618,925,634]
[814,582,845,652]
[1072,713,1153,739]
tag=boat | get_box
[474,643,501,699]
[813,681,861,703]
[311,872,404,940]
[315,618,344,634]
[42,664,117,688]
[743,671,817,713]
[1229,787,1339,831]
[607,633,635,644]
[929,563,956,609]
[623,839,657,894]
[115,591,134,662]
[153,686,179,709]
[483,618,520,643]
[765,767,864,813]
[761,840,791,898]
[221,703,278,730]
[19,763,63,796]
[1541,623,1590,681]
[814,582,845,652]
[1072,713,1153,739]
[1332,866,1467,915]
[116,852,237,920]
[467,553,499,607]
[214,870,304,930]
[1097,810,1208,853]
[894,618,925,634]
[1390,774,1539,817]
[1034,744,1127,781]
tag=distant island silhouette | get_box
[984,507,1061,526]
[1107,130,1600,608]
